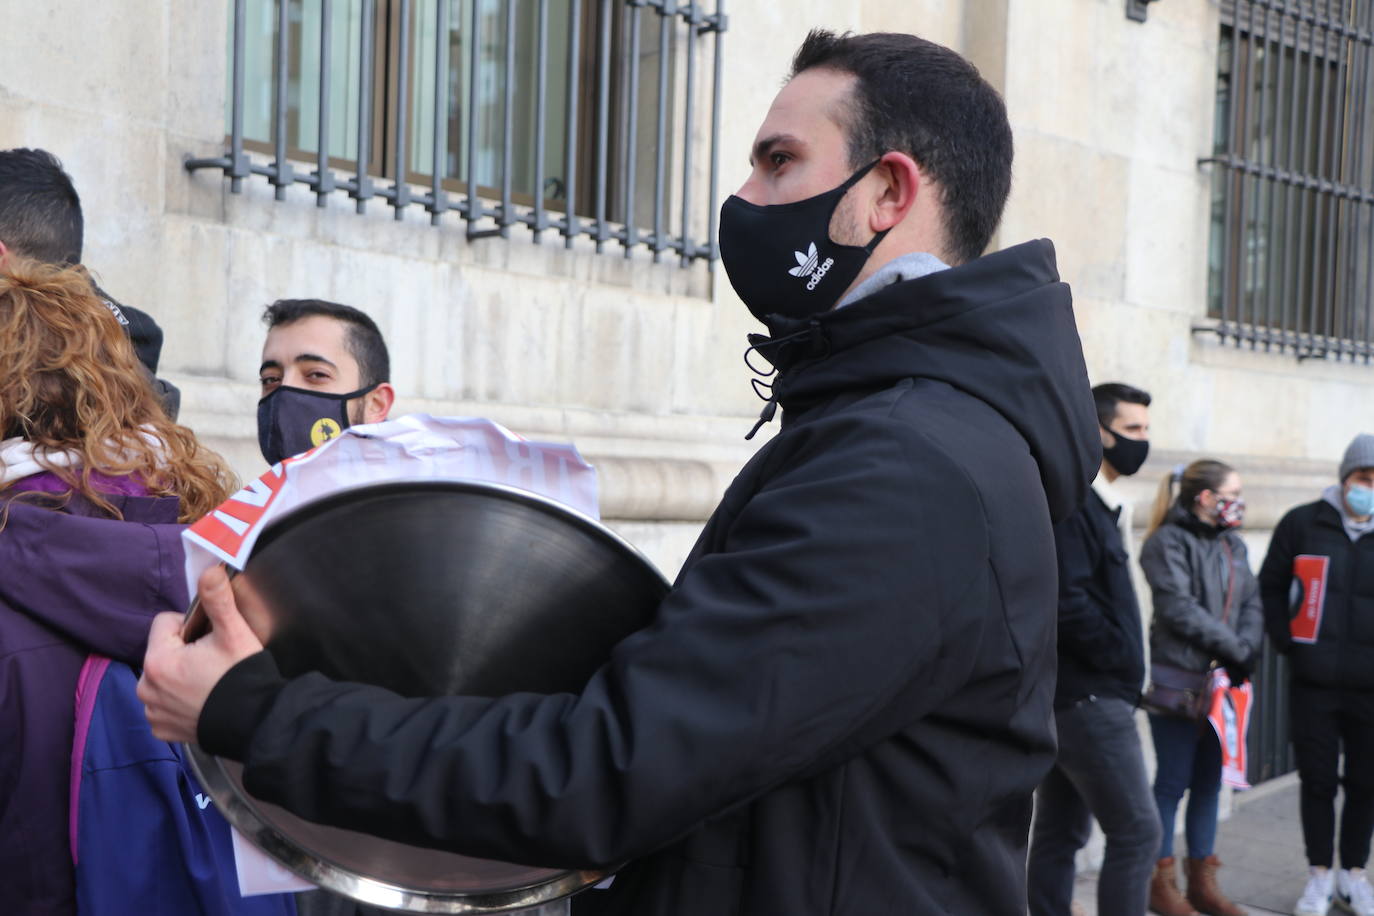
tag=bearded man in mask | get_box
[139,30,1100,915]
[1028,382,1163,916]
[255,299,395,467]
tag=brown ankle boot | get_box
[1150,857,1201,916]
[1185,855,1245,916]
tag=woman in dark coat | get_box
[1139,459,1264,916]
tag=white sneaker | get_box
[1337,868,1374,916]
[1298,868,1335,916]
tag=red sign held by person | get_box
[1206,669,1253,790]
[1290,554,1329,644]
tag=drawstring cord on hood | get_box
[741,320,829,440]
[742,338,778,441]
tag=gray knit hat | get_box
[1340,433,1374,482]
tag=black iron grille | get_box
[188,0,726,267]
[1201,0,1374,360]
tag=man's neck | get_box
[1100,460,1120,484]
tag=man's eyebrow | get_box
[258,354,338,374]
[292,353,338,369]
[750,133,801,167]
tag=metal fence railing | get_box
[1199,0,1374,361]
[188,0,726,267]
[1247,637,1296,785]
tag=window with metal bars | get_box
[188,0,726,266]
[1200,0,1374,360]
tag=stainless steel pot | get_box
[186,479,670,912]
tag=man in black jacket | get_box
[1028,383,1162,916]
[1259,433,1374,916]
[139,30,1101,915]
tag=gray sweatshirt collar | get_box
[836,252,950,310]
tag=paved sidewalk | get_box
[1073,771,1312,916]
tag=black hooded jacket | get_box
[92,285,182,421]
[199,239,1099,915]
[1258,498,1374,690]
[1050,486,1146,708]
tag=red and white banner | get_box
[1290,554,1329,644]
[1205,669,1253,790]
[183,413,599,599]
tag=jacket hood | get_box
[750,239,1099,522]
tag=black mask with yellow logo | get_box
[256,384,376,466]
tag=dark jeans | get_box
[1148,712,1221,860]
[1291,684,1374,869]
[1029,696,1161,916]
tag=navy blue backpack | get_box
[70,656,297,916]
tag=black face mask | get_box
[1101,423,1150,477]
[718,159,890,323]
[257,384,376,466]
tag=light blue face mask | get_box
[1346,483,1374,517]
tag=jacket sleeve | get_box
[1257,509,1297,653]
[1139,529,1252,666]
[0,501,187,664]
[198,415,994,869]
[1054,510,1136,672]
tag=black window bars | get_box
[1199,0,1374,361]
[187,0,727,267]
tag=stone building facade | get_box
[1,0,1366,580]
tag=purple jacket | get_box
[0,472,186,915]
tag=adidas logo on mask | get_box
[788,242,835,291]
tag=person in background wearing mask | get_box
[139,29,1101,915]
[1139,460,1263,916]
[1028,383,1161,916]
[1259,434,1374,916]
[254,297,397,916]
[256,299,394,467]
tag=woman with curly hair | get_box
[0,257,239,913]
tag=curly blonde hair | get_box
[0,256,236,521]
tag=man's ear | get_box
[362,382,396,423]
[868,151,922,233]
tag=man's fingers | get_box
[196,564,262,652]
[147,610,186,648]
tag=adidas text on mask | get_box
[719,160,890,323]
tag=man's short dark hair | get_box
[790,30,1013,265]
[0,148,84,265]
[263,299,391,388]
[1092,382,1152,429]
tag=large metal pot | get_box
[186,479,670,912]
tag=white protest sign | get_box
[183,413,599,598]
